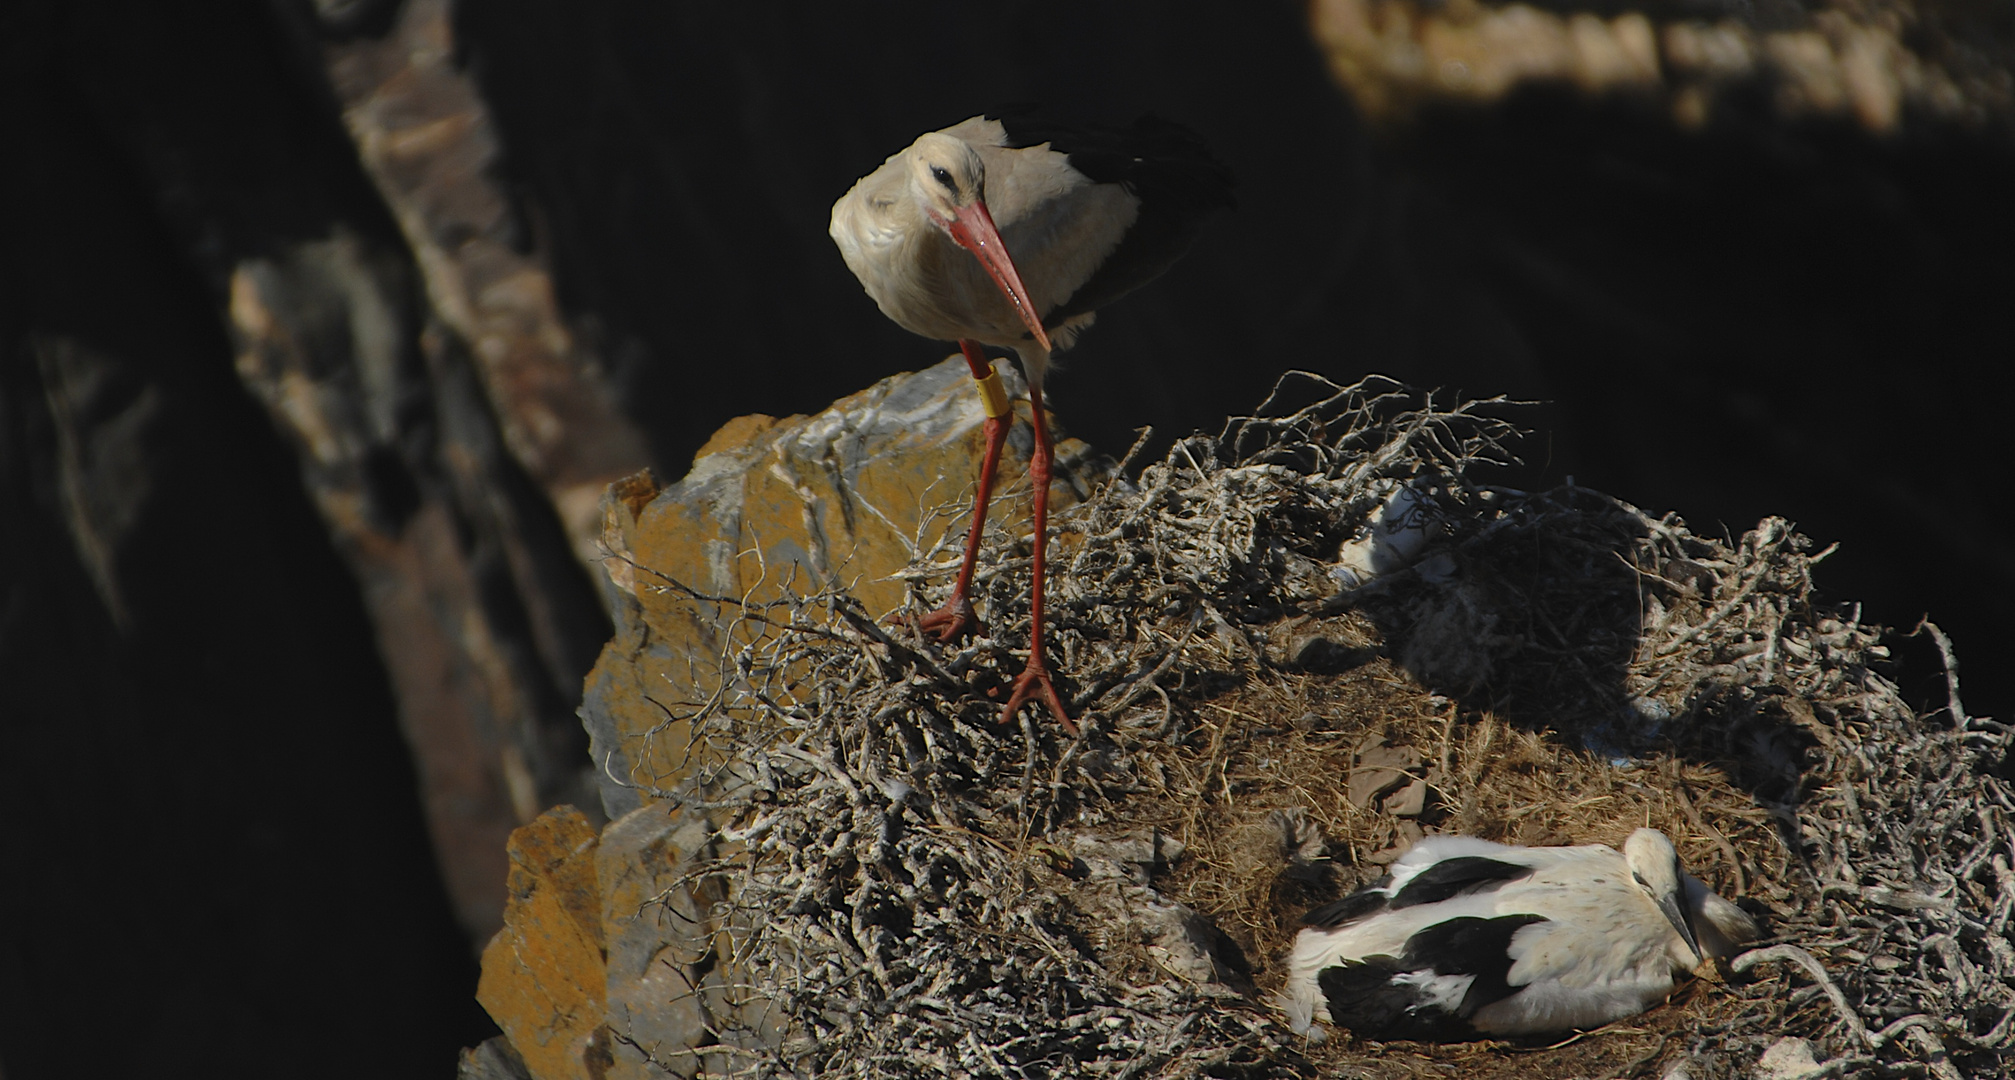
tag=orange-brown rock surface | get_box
[580,355,1103,818]
[469,798,780,1080]
[477,807,606,1080]
[473,356,1103,1077]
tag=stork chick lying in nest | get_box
[1276,829,1760,1040]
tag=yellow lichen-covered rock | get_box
[478,358,1106,1074]
[594,802,713,1080]
[580,355,1101,818]
[477,806,607,1080]
[595,800,785,1079]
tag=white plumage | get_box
[1275,828,1760,1040]
[828,113,1230,730]
[830,116,1138,388]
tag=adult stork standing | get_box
[830,112,1232,732]
[1274,829,1761,1041]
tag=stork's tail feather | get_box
[1316,960,1479,1041]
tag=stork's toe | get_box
[913,596,982,644]
[1002,655,1076,734]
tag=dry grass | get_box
[625,374,2010,1079]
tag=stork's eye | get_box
[930,165,957,191]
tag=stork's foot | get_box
[1001,655,1077,735]
[908,595,982,644]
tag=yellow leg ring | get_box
[974,366,1012,419]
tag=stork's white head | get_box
[1623,828,1702,962]
[907,132,988,222]
[903,132,1052,352]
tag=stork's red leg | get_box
[914,339,1008,643]
[1001,379,1077,735]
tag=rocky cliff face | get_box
[579,358,1103,821]
[470,356,1103,1077]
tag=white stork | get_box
[830,112,1232,732]
[1274,828,1761,1041]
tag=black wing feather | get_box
[1299,880,1393,929]
[1390,857,1534,909]
[1315,913,1548,1041]
[987,109,1234,326]
[1318,958,1474,1041]
[1401,914,1547,1018]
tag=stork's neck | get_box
[841,187,929,253]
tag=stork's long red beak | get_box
[944,200,1053,352]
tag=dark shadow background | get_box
[1,0,500,1075]
[452,0,2012,715]
[2,0,2008,1075]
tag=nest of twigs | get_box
[635,374,2010,1079]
